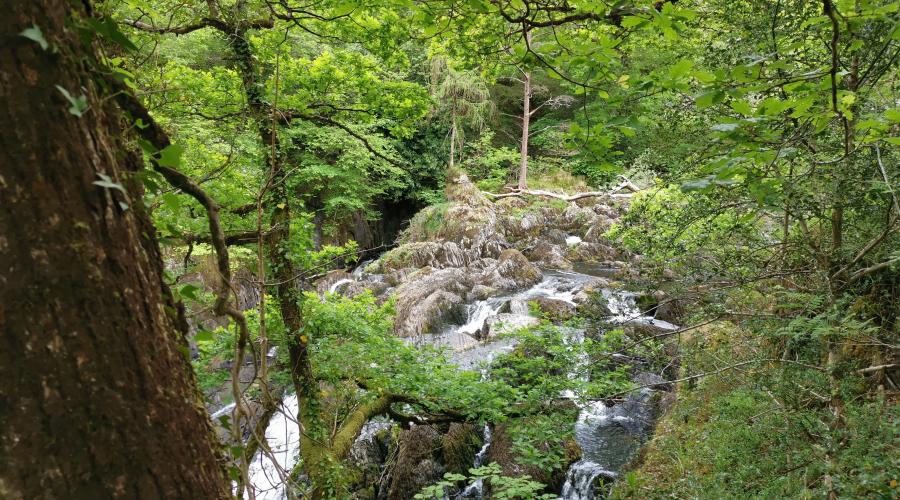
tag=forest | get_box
[1,0,898,498]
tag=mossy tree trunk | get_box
[0,1,228,497]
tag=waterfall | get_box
[560,461,617,500]
[328,278,353,294]
[245,394,300,500]
[565,235,583,246]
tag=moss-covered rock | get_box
[386,425,445,500]
[441,423,483,474]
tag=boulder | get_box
[480,314,540,340]
[491,249,542,289]
[531,297,576,323]
[542,228,569,245]
[379,241,472,271]
[386,425,445,500]
[392,267,470,337]
[524,241,570,269]
[506,298,530,316]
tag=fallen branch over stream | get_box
[483,175,640,201]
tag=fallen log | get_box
[482,175,640,202]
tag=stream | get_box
[242,262,676,499]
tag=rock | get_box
[386,425,445,500]
[506,298,530,316]
[441,423,483,474]
[480,314,540,340]
[532,297,576,323]
[567,241,618,262]
[485,421,581,492]
[583,224,611,244]
[542,228,569,245]
[392,267,470,337]
[492,249,542,289]
[562,204,596,232]
[347,422,394,499]
[577,291,612,318]
[468,284,497,301]
[524,241,571,269]
[379,241,472,271]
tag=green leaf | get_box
[885,108,900,123]
[93,173,127,194]
[730,100,752,116]
[669,59,693,79]
[20,25,48,50]
[84,17,137,52]
[695,90,723,108]
[620,16,645,28]
[55,85,88,117]
[194,329,215,342]
[179,284,200,301]
[157,144,184,168]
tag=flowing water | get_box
[240,263,675,499]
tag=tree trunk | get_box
[0,1,228,498]
[449,115,457,170]
[518,70,531,190]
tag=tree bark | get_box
[0,1,228,498]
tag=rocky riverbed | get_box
[204,172,682,499]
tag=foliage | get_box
[415,462,556,500]
[613,322,899,499]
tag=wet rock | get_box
[468,284,497,301]
[347,422,394,499]
[542,228,569,245]
[532,297,576,323]
[480,314,540,340]
[524,241,571,269]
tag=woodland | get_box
[1,0,898,499]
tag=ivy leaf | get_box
[55,85,88,117]
[20,25,48,50]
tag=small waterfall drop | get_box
[328,278,353,294]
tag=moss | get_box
[441,423,483,474]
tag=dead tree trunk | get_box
[518,70,532,190]
[0,1,228,497]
